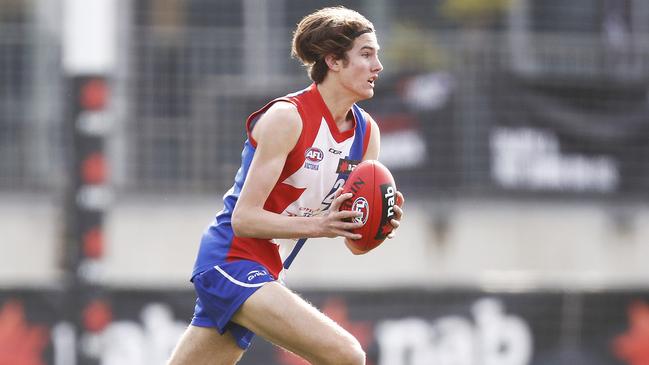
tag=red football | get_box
[340,160,398,254]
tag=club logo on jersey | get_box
[375,184,396,240]
[351,197,369,225]
[336,158,361,174]
[304,147,324,170]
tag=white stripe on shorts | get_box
[214,265,268,288]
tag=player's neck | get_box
[316,81,356,127]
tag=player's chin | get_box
[356,88,374,100]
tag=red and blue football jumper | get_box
[192,83,372,280]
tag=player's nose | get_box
[373,57,383,73]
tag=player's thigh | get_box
[167,325,244,365]
[232,282,364,365]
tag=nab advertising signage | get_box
[1,289,648,365]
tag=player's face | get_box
[340,32,383,100]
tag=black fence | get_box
[2,1,649,200]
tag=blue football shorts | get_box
[190,259,276,349]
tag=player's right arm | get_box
[231,102,363,240]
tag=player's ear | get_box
[325,54,342,72]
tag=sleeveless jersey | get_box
[192,83,372,280]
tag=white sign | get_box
[376,298,533,365]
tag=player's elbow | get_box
[231,207,252,237]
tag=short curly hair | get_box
[291,6,374,83]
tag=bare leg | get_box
[167,325,244,365]
[232,282,365,365]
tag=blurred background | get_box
[2,0,649,364]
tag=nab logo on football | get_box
[305,147,324,163]
[351,197,369,225]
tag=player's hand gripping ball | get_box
[340,160,400,254]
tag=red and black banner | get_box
[1,288,649,365]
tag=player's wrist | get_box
[305,216,324,238]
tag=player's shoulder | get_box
[254,100,300,129]
[253,100,302,142]
[264,100,301,124]
[356,106,378,130]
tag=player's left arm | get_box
[362,114,404,239]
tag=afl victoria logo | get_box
[305,147,324,163]
[352,197,369,225]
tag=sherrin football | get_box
[340,160,398,254]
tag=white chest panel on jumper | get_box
[281,117,355,218]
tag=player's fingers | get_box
[337,210,363,220]
[334,229,362,240]
[333,187,343,198]
[337,221,364,231]
[328,188,344,210]
[393,205,403,220]
[396,191,405,206]
[387,219,400,239]
[331,191,352,211]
